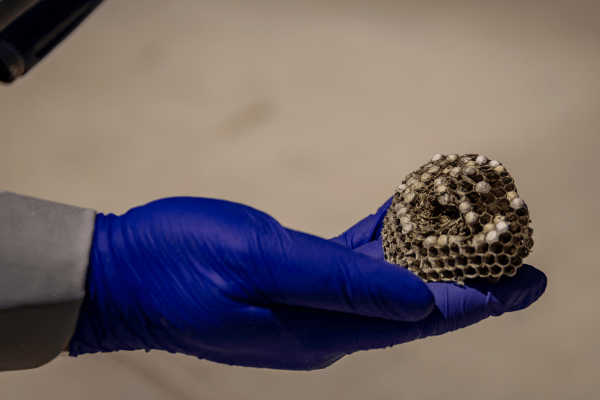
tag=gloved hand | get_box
[69,196,546,370]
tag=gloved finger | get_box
[345,238,544,321]
[355,264,547,349]
[261,228,435,322]
[402,264,546,345]
[268,264,546,357]
[346,238,546,337]
[329,196,393,250]
[353,238,386,261]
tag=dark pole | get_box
[0,0,104,83]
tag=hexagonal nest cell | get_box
[381,154,534,284]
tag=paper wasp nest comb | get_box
[381,154,533,284]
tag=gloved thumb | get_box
[257,228,435,322]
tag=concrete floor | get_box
[0,0,599,398]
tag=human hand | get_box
[330,196,547,343]
[69,196,545,370]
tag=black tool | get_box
[0,0,104,83]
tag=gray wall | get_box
[1,0,598,398]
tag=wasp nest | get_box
[381,154,533,284]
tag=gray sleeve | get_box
[0,190,96,371]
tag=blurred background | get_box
[0,0,599,398]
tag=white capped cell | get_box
[434,177,447,186]
[458,201,473,214]
[511,197,525,209]
[465,211,479,225]
[438,235,449,246]
[423,236,437,248]
[496,220,509,233]
[485,230,499,243]
[432,154,443,161]
[438,193,451,205]
[450,167,462,177]
[404,191,416,203]
[476,181,491,194]
[475,155,488,164]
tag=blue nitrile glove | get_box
[69,196,546,370]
